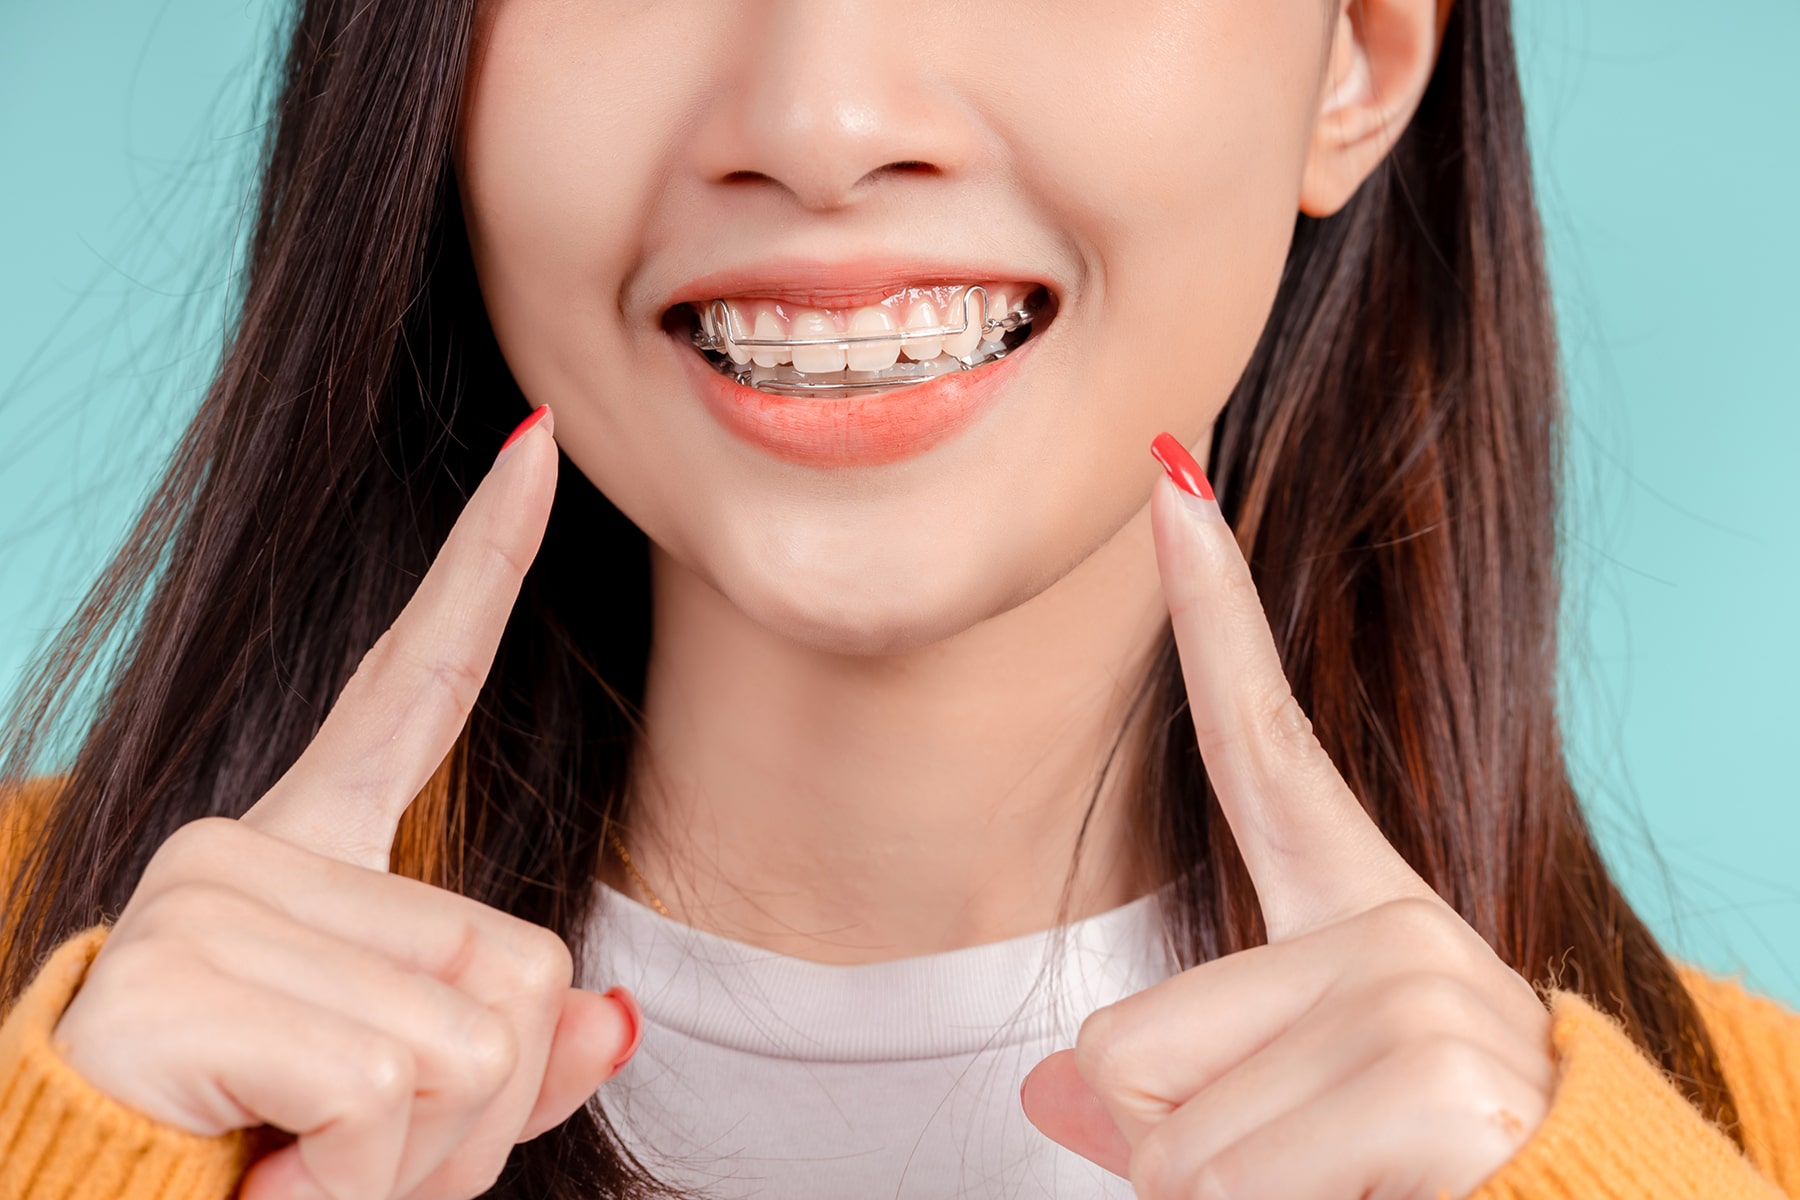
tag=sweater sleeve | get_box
[1469,984,1794,1199]
[0,927,249,1200]
[1682,968,1800,1194]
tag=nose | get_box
[689,1,979,211]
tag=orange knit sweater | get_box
[1,844,1796,1197]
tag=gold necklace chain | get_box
[607,829,671,918]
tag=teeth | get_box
[902,299,944,361]
[980,289,1010,346]
[726,320,754,365]
[940,288,982,360]
[845,305,902,371]
[789,309,847,374]
[751,307,789,368]
[698,283,1041,387]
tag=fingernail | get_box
[602,986,642,1074]
[497,405,554,461]
[1150,432,1215,504]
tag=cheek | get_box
[999,0,1326,428]
[455,4,691,411]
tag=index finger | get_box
[1148,432,1430,940]
[243,407,558,868]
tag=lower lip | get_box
[678,336,1032,468]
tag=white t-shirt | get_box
[584,883,1179,1198]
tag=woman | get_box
[1,1,1795,1198]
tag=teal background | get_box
[2,4,1796,1000]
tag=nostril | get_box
[863,160,935,185]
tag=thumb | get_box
[1020,1050,1132,1178]
[516,986,642,1142]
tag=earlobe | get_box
[1298,0,1448,218]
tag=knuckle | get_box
[131,881,256,943]
[1072,1005,1133,1100]
[479,527,538,587]
[1252,684,1324,765]
[348,633,488,759]
[1377,972,1483,1042]
[367,630,487,723]
[1374,896,1478,963]
[83,936,188,1008]
[507,921,575,998]
[85,935,156,986]
[1371,894,1440,940]
[456,1009,519,1100]
[416,651,488,720]
[351,627,400,683]
[1184,707,1240,760]
[144,817,242,884]
[1219,551,1262,610]
[439,914,489,986]
[1400,1034,1504,1107]
[334,633,399,722]
[346,1036,417,1114]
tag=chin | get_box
[710,531,1017,659]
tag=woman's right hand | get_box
[50,407,636,1200]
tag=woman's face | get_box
[457,1,1343,654]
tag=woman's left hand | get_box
[1020,437,1556,1200]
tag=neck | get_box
[620,503,1169,965]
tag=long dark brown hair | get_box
[1,0,1739,1194]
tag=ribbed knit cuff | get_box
[0,927,249,1200]
[1471,989,1783,1200]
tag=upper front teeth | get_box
[846,306,901,371]
[789,310,845,373]
[696,283,1035,368]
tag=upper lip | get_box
[656,257,1056,315]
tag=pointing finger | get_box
[1148,433,1428,940]
[244,407,557,869]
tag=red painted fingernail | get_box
[497,405,554,459]
[1150,432,1214,501]
[602,986,643,1073]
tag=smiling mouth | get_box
[661,282,1056,399]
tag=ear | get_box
[1299,0,1451,217]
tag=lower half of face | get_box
[458,1,1330,655]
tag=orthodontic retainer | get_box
[690,285,1044,396]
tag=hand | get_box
[1020,435,1555,1200]
[52,408,639,1200]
